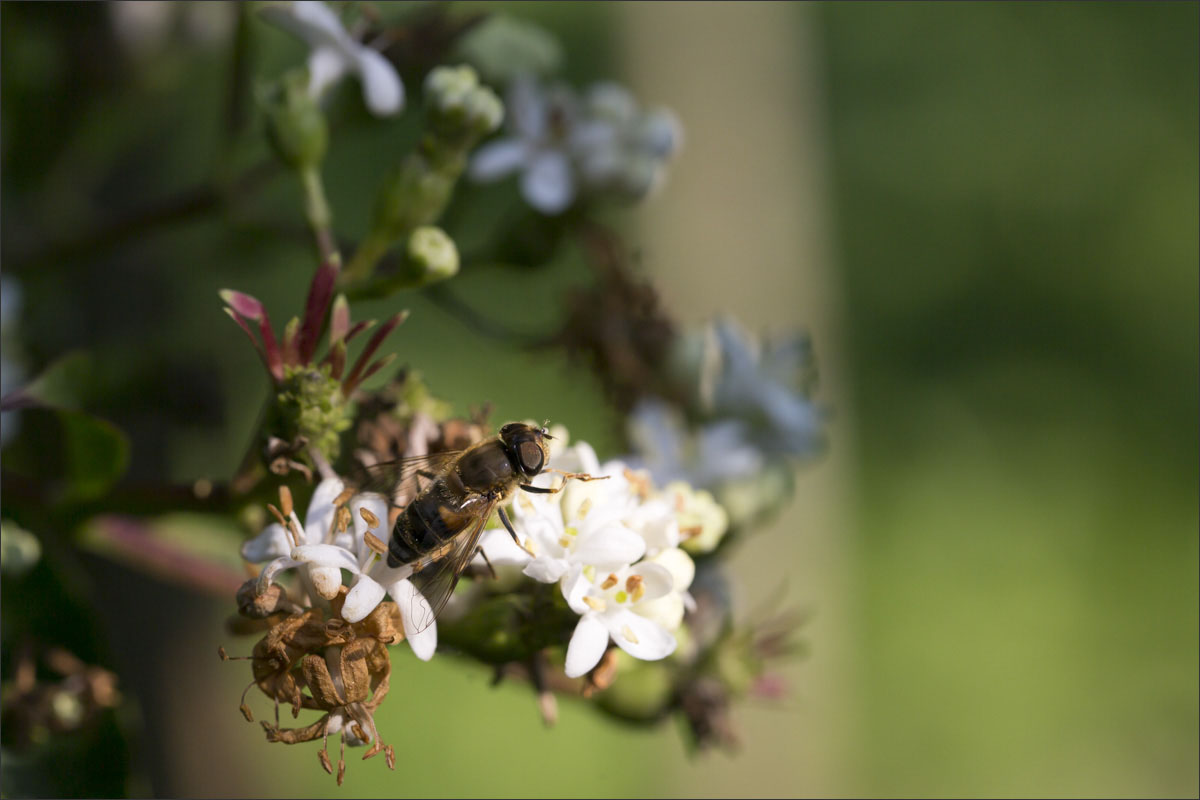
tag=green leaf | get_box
[19,350,97,411]
[2,408,130,502]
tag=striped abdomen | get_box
[386,471,493,568]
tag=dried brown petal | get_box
[318,747,334,775]
[302,653,342,709]
[337,640,373,705]
[237,579,299,619]
[385,744,396,770]
[261,717,327,745]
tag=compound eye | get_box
[518,441,544,475]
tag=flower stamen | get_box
[359,507,380,530]
[582,595,606,612]
[279,486,295,518]
[621,625,639,644]
[600,573,618,590]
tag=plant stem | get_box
[300,166,339,267]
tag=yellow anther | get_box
[578,498,593,518]
[621,625,639,644]
[600,573,618,590]
[582,565,596,582]
[278,485,294,517]
[583,595,606,612]
[632,583,645,602]
[625,574,644,595]
[558,536,572,549]
[564,526,579,537]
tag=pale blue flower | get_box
[261,1,404,117]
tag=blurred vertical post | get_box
[617,2,857,794]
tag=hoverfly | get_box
[350,422,598,633]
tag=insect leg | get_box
[475,546,498,580]
[544,468,607,483]
[521,471,611,495]
[497,506,535,556]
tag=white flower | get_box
[261,0,403,117]
[625,399,764,490]
[561,559,682,678]
[340,492,437,661]
[710,317,822,456]
[468,76,681,214]
[468,75,581,214]
[240,477,436,660]
[496,442,646,584]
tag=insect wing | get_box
[402,499,498,635]
[347,451,463,506]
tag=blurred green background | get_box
[2,1,1196,797]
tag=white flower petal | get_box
[605,608,676,661]
[625,498,680,554]
[304,477,346,544]
[260,1,348,53]
[307,564,344,599]
[561,565,593,615]
[256,555,302,593]
[508,74,548,140]
[341,574,387,623]
[521,150,574,214]
[477,527,532,567]
[292,543,359,572]
[288,0,354,50]
[367,559,412,586]
[354,47,404,116]
[570,524,645,569]
[631,561,676,602]
[638,108,683,158]
[469,138,531,182]
[643,548,695,593]
[240,523,292,563]
[635,592,685,632]
[587,81,637,124]
[564,613,609,678]
[523,557,567,585]
[390,578,438,661]
[307,46,350,99]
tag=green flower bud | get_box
[262,70,328,170]
[595,649,674,721]
[372,153,458,238]
[401,226,459,287]
[453,14,563,86]
[424,65,504,142]
[272,363,350,462]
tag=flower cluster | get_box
[469,75,682,214]
[478,433,723,676]
[626,316,825,530]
